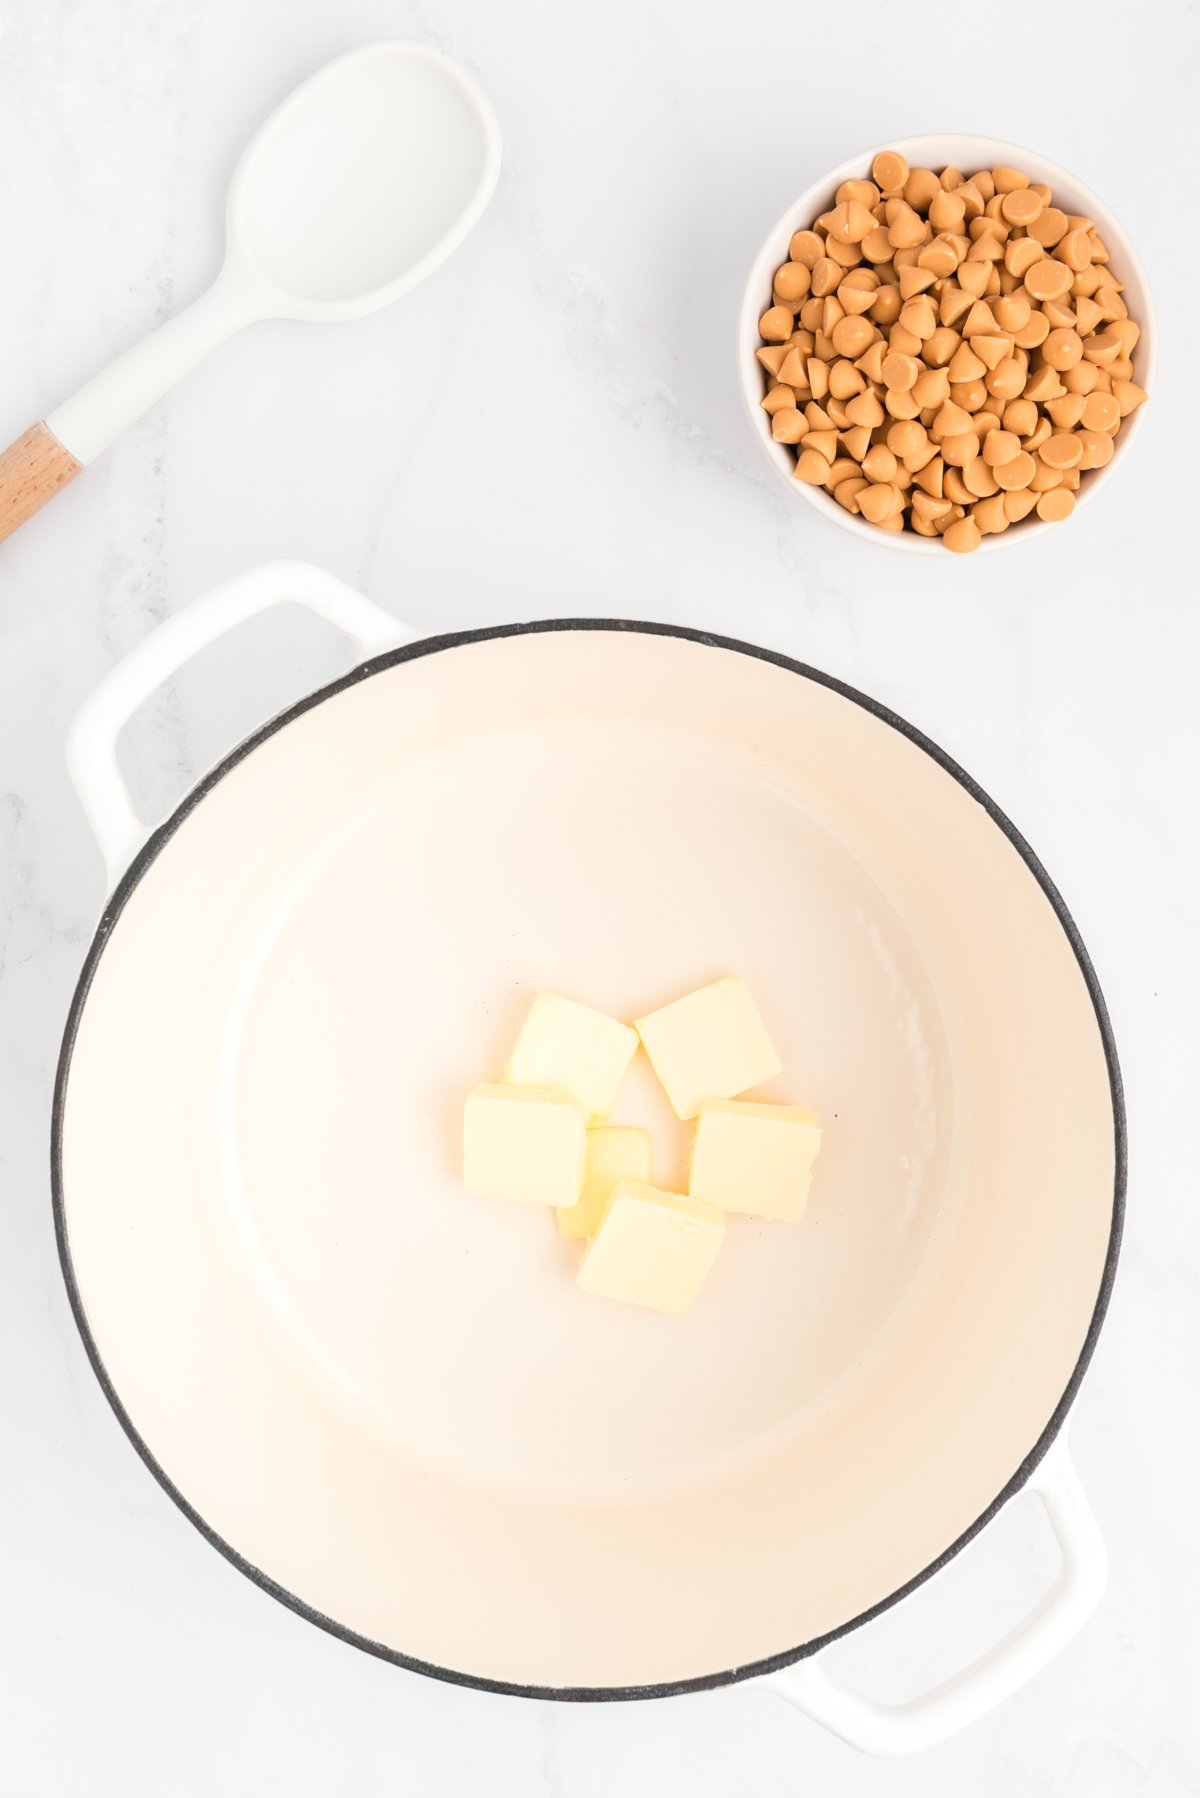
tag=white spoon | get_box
[0,42,501,544]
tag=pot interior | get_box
[58,625,1119,1692]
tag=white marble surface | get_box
[1,0,1197,1791]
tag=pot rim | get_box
[51,616,1126,1701]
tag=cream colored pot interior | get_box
[58,627,1118,1692]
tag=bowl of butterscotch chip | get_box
[737,136,1154,553]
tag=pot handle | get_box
[68,559,409,890]
[760,1436,1106,1756]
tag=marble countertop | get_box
[1,0,1196,1792]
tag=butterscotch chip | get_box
[1002,398,1039,436]
[825,232,863,270]
[949,377,986,414]
[1075,427,1115,469]
[911,490,952,526]
[932,400,974,437]
[801,429,838,461]
[923,326,961,367]
[1024,365,1065,404]
[1024,416,1052,455]
[887,200,927,249]
[1040,431,1084,469]
[982,429,1022,467]
[1029,456,1063,492]
[885,388,922,420]
[861,225,896,264]
[917,237,959,279]
[826,359,864,400]
[972,334,1013,371]
[940,431,979,467]
[1013,310,1050,349]
[1110,317,1140,356]
[1057,228,1094,273]
[884,419,924,458]
[1001,187,1043,225]
[968,233,1006,263]
[1082,329,1122,365]
[948,341,986,383]
[838,278,879,317]
[963,455,999,497]
[898,295,937,339]
[841,388,883,429]
[904,167,942,213]
[1005,237,1044,280]
[771,408,806,443]
[942,516,982,553]
[1045,392,1087,429]
[1003,487,1038,521]
[859,444,897,483]
[872,149,909,192]
[962,298,999,336]
[1025,259,1074,302]
[993,451,1036,490]
[986,358,1027,401]
[1036,488,1075,522]
[759,305,794,342]
[831,314,876,358]
[774,261,813,306]
[899,263,938,298]
[789,229,824,266]
[1028,207,1068,247]
[972,494,1010,532]
[881,351,920,391]
[1081,390,1120,433]
[993,292,1032,333]
[1042,328,1084,372]
[793,449,831,484]
[857,481,901,522]
[832,476,866,511]
[912,366,951,408]
[928,189,966,232]
[855,339,887,384]
[1113,379,1148,417]
[828,200,876,243]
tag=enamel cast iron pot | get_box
[54,563,1123,1756]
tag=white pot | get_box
[55,562,1122,1753]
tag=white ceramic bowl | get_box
[737,134,1156,555]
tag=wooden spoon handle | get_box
[0,422,82,544]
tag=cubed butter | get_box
[504,991,639,1122]
[635,976,781,1120]
[463,1084,587,1207]
[689,1098,821,1220]
[556,1126,653,1240]
[576,1178,725,1315]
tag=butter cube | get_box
[556,1126,653,1240]
[577,1178,725,1315]
[635,977,781,1120]
[505,991,639,1122]
[689,1098,821,1220]
[463,1085,587,1206]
